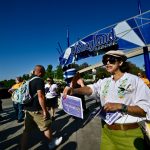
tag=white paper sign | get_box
[61,95,83,119]
[99,108,122,125]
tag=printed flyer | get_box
[99,107,122,125]
[62,95,83,119]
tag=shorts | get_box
[24,111,52,132]
[46,97,58,108]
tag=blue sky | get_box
[0,0,150,81]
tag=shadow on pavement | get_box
[0,107,17,125]
[0,134,22,150]
[0,104,24,150]
[60,141,77,150]
[0,99,100,150]
[52,101,100,148]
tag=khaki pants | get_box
[24,111,52,132]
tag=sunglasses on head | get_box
[102,56,119,65]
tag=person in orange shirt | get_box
[8,77,24,123]
[138,72,150,88]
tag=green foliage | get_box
[128,61,143,75]
[78,63,88,70]
[78,63,92,79]
[44,64,53,79]
[96,67,110,80]
[71,63,80,71]
[55,65,63,79]
[22,74,30,81]
[0,61,145,88]
[1,79,15,88]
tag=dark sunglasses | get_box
[102,56,118,65]
[47,80,52,82]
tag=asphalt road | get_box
[0,97,101,150]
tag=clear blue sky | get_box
[0,0,149,81]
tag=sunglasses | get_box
[102,56,118,65]
[47,80,52,82]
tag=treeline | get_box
[0,62,144,88]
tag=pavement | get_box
[0,97,101,150]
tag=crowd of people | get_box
[0,50,150,149]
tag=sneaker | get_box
[48,136,62,149]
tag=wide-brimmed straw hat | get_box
[103,50,127,61]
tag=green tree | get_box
[45,64,53,79]
[1,79,15,88]
[79,63,92,79]
[96,67,110,79]
[128,61,143,75]
[22,74,30,81]
[78,62,89,70]
[55,65,63,79]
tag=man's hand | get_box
[37,90,50,120]
[43,110,50,120]
[104,102,122,112]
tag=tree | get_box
[96,67,110,80]
[128,61,143,75]
[78,62,89,70]
[1,79,15,88]
[22,74,30,81]
[0,61,145,89]
[79,63,91,79]
[45,64,53,79]
[55,65,63,79]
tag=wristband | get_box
[121,104,128,114]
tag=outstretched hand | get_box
[63,86,73,99]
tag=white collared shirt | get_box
[88,73,150,123]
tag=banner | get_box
[59,10,150,66]
[61,95,83,119]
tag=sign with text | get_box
[62,95,83,119]
[59,10,150,66]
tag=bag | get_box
[11,76,39,104]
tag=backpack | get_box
[11,76,39,104]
